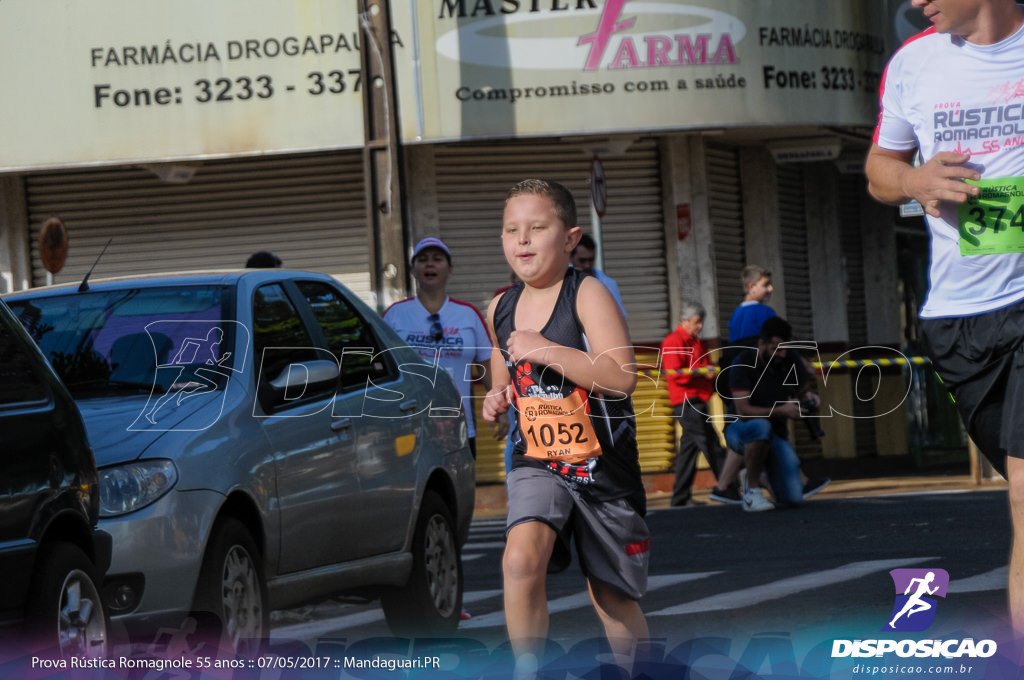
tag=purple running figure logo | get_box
[883,568,949,632]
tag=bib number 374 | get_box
[958,178,1024,255]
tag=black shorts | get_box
[920,300,1024,478]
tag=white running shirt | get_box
[383,296,492,438]
[875,20,1024,318]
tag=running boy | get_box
[482,179,649,678]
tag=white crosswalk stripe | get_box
[469,526,506,534]
[459,573,720,630]
[647,558,934,617]
[271,589,505,642]
[270,557,1008,643]
[273,490,1011,647]
[470,517,507,528]
[466,534,506,543]
[949,566,1007,593]
[461,541,506,550]
[463,520,507,552]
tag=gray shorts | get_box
[505,466,650,600]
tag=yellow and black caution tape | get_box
[813,356,932,370]
[639,356,932,376]
[645,367,720,376]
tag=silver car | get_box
[5,271,475,650]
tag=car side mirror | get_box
[268,359,340,404]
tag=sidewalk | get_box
[472,470,1007,518]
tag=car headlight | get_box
[99,460,178,517]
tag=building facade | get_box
[0,1,957,479]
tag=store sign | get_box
[0,0,417,172]
[416,0,888,140]
[0,0,888,172]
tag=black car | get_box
[0,299,110,657]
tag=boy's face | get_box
[680,314,704,337]
[748,275,773,303]
[502,194,580,283]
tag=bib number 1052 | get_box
[525,422,589,448]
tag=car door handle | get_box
[330,418,353,432]
[399,400,419,413]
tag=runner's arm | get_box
[865,144,979,217]
[478,355,510,438]
[482,294,512,422]
[502,277,635,397]
[562,275,636,396]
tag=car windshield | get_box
[8,285,232,398]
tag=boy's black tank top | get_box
[493,268,645,514]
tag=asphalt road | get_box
[269,487,1014,677]
[4,486,1009,678]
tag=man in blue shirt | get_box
[571,234,626,317]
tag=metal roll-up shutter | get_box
[25,151,371,300]
[776,164,821,458]
[840,175,868,347]
[601,143,669,346]
[705,144,745,337]
[434,139,670,481]
[776,164,813,342]
[433,139,669,344]
[839,173,877,458]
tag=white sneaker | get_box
[743,488,774,512]
[513,653,540,680]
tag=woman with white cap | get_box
[383,237,508,459]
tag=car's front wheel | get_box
[381,490,463,636]
[26,541,108,658]
[193,518,268,654]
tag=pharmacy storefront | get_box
[0,1,907,472]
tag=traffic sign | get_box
[40,216,68,275]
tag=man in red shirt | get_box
[660,299,731,506]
